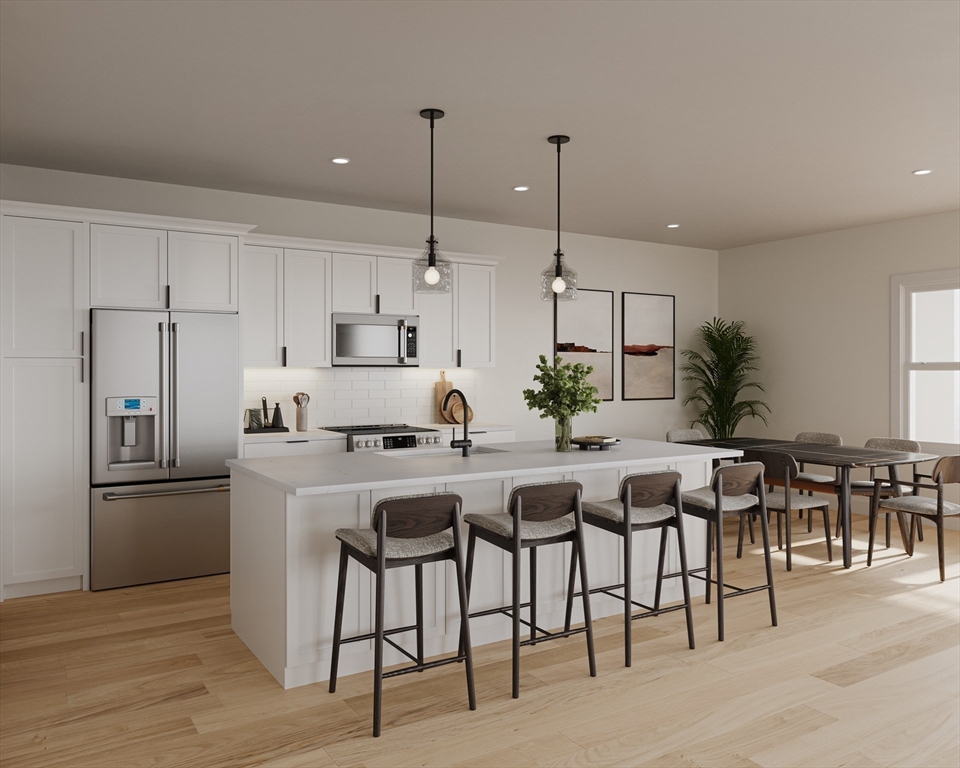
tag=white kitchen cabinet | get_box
[457,264,496,367]
[240,245,284,367]
[90,224,168,308]
[418,263,458,368]
[1,216,88,358]
[1,358,88,597]
[168,231,239,312]
[243,439,345,459]
[377,257,417,314]
[332,253,378,313]
[90,226,238,312]
[284,249,332,367]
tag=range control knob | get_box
[374,439,382,447]
[432,436,441,444]
[417,437,426,445]
[364,440,373,448]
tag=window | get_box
[891,269,960,452]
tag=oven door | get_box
[332,313,419,366]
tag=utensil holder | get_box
[296,407,308,432]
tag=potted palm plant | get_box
[680,318,770,439]
[523,355,601,451]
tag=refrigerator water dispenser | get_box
[105,397,158,470]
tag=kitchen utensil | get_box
[262,397,269,425]
[271,403,284,429]
[435,371,454,423]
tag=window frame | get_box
[890,268,960,454]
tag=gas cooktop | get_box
[322,424,443,452]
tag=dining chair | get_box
[741,450,832,570]
[666,428,705,443]
[869,456,959,581]
[766,432,842,533]
[849,438,923,548]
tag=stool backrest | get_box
[933,456,960,485]
[864,437,921,452]
[743,450,798,482]
[619,470,681,507]
[509,481,583,522]
[795,431,842,446]
[373,492,463,538]
[712,461,764,496]
[666,428,704,443]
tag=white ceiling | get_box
[1,0,957,250]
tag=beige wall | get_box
[1,163,719,441]
[718,210,959,447]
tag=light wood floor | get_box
[2,515,958,768]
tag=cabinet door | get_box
[168,231,239,312]
[332,253,377,313]
[377,257,417,315]
[418,263,458,368]
[240,246,284,367]
[1,216,88,358]
[457,264,496,367]
[1,358,87,588]
[90,224,168,308]
[284,249,332,367]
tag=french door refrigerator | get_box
[90,309,239,590]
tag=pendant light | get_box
[413,108,453,293]
[540,135,577,301]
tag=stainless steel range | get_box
[323,423,443,453]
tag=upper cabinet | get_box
[240,245,332,368]
[457,264,496,367]
[418,264,458,368]
[1,216,88,358]
[91,225,238,312]
[331,254,416,315]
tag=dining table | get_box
[681,437,939,568]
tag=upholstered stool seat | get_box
[334,528,455,559]
[462,512,574,540]
[582,499,675,526]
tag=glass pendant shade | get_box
[413,237,453,293]
[540,250,577,301]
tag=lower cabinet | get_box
[243,438,345,459]
[1,357,88,598]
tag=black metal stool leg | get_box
[529,547,538,644]
[564,541,577,632]
[328,544,349,693]
[415,563,424,668]
[451,520,477,710]
[737,515,746,559]
[512,534,522,699]
[674,512,696,650]
[623,518,633,667]
[372,546,386,737]
[715,513,725,642]
[575,520,597,678]
[654,526,668,611]
[705,520,713,605]
[459,528,477,658]
[759,504,778,628]
[749,513,755,544]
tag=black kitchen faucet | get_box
[441,389,473,457]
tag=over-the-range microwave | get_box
[331,312,419,367]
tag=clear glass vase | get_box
[555,416,572,452]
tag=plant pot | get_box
[555,416,572,452]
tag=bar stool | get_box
[580,470,695,667]
[329,492,475,737]
[462,480,596,699]
[679,462,778,641]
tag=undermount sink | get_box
[382,446,508,458]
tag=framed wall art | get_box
[621,292,675,400]
[555,288,614,401]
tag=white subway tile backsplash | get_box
[243,367,477,428]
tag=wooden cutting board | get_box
[435,371,453,423]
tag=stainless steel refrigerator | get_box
[90,309,239,590]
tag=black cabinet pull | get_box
[375,294,381,314]
[457,349,462,368]
[282,346,287,367]
[165,285,171,308]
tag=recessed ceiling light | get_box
[513,186,529,192]
[666,224,680,229]
[912,169,932,175]
[331,158,350,164]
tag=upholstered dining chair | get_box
[666,428,705,443]
[869,456,960,581]
[849,438,923,548]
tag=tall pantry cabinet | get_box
[1,214,90,598]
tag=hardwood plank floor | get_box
[1,516,957,768]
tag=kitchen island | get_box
[227,438,740,688]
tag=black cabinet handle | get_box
[282,346,287,367]
[457,349,462,368]
[375,294,381,314]
[165,285,171,308]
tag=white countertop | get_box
[226,438,741,497]
[413,422,515,432]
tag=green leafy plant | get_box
[523,355,601,450]
[680,318,770,439]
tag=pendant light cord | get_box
[556,141,561,256]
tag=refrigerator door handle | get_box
[159,322,168,468]
[171,322,181,468]
[102,485,229,502]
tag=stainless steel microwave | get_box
[331,312,419,367]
